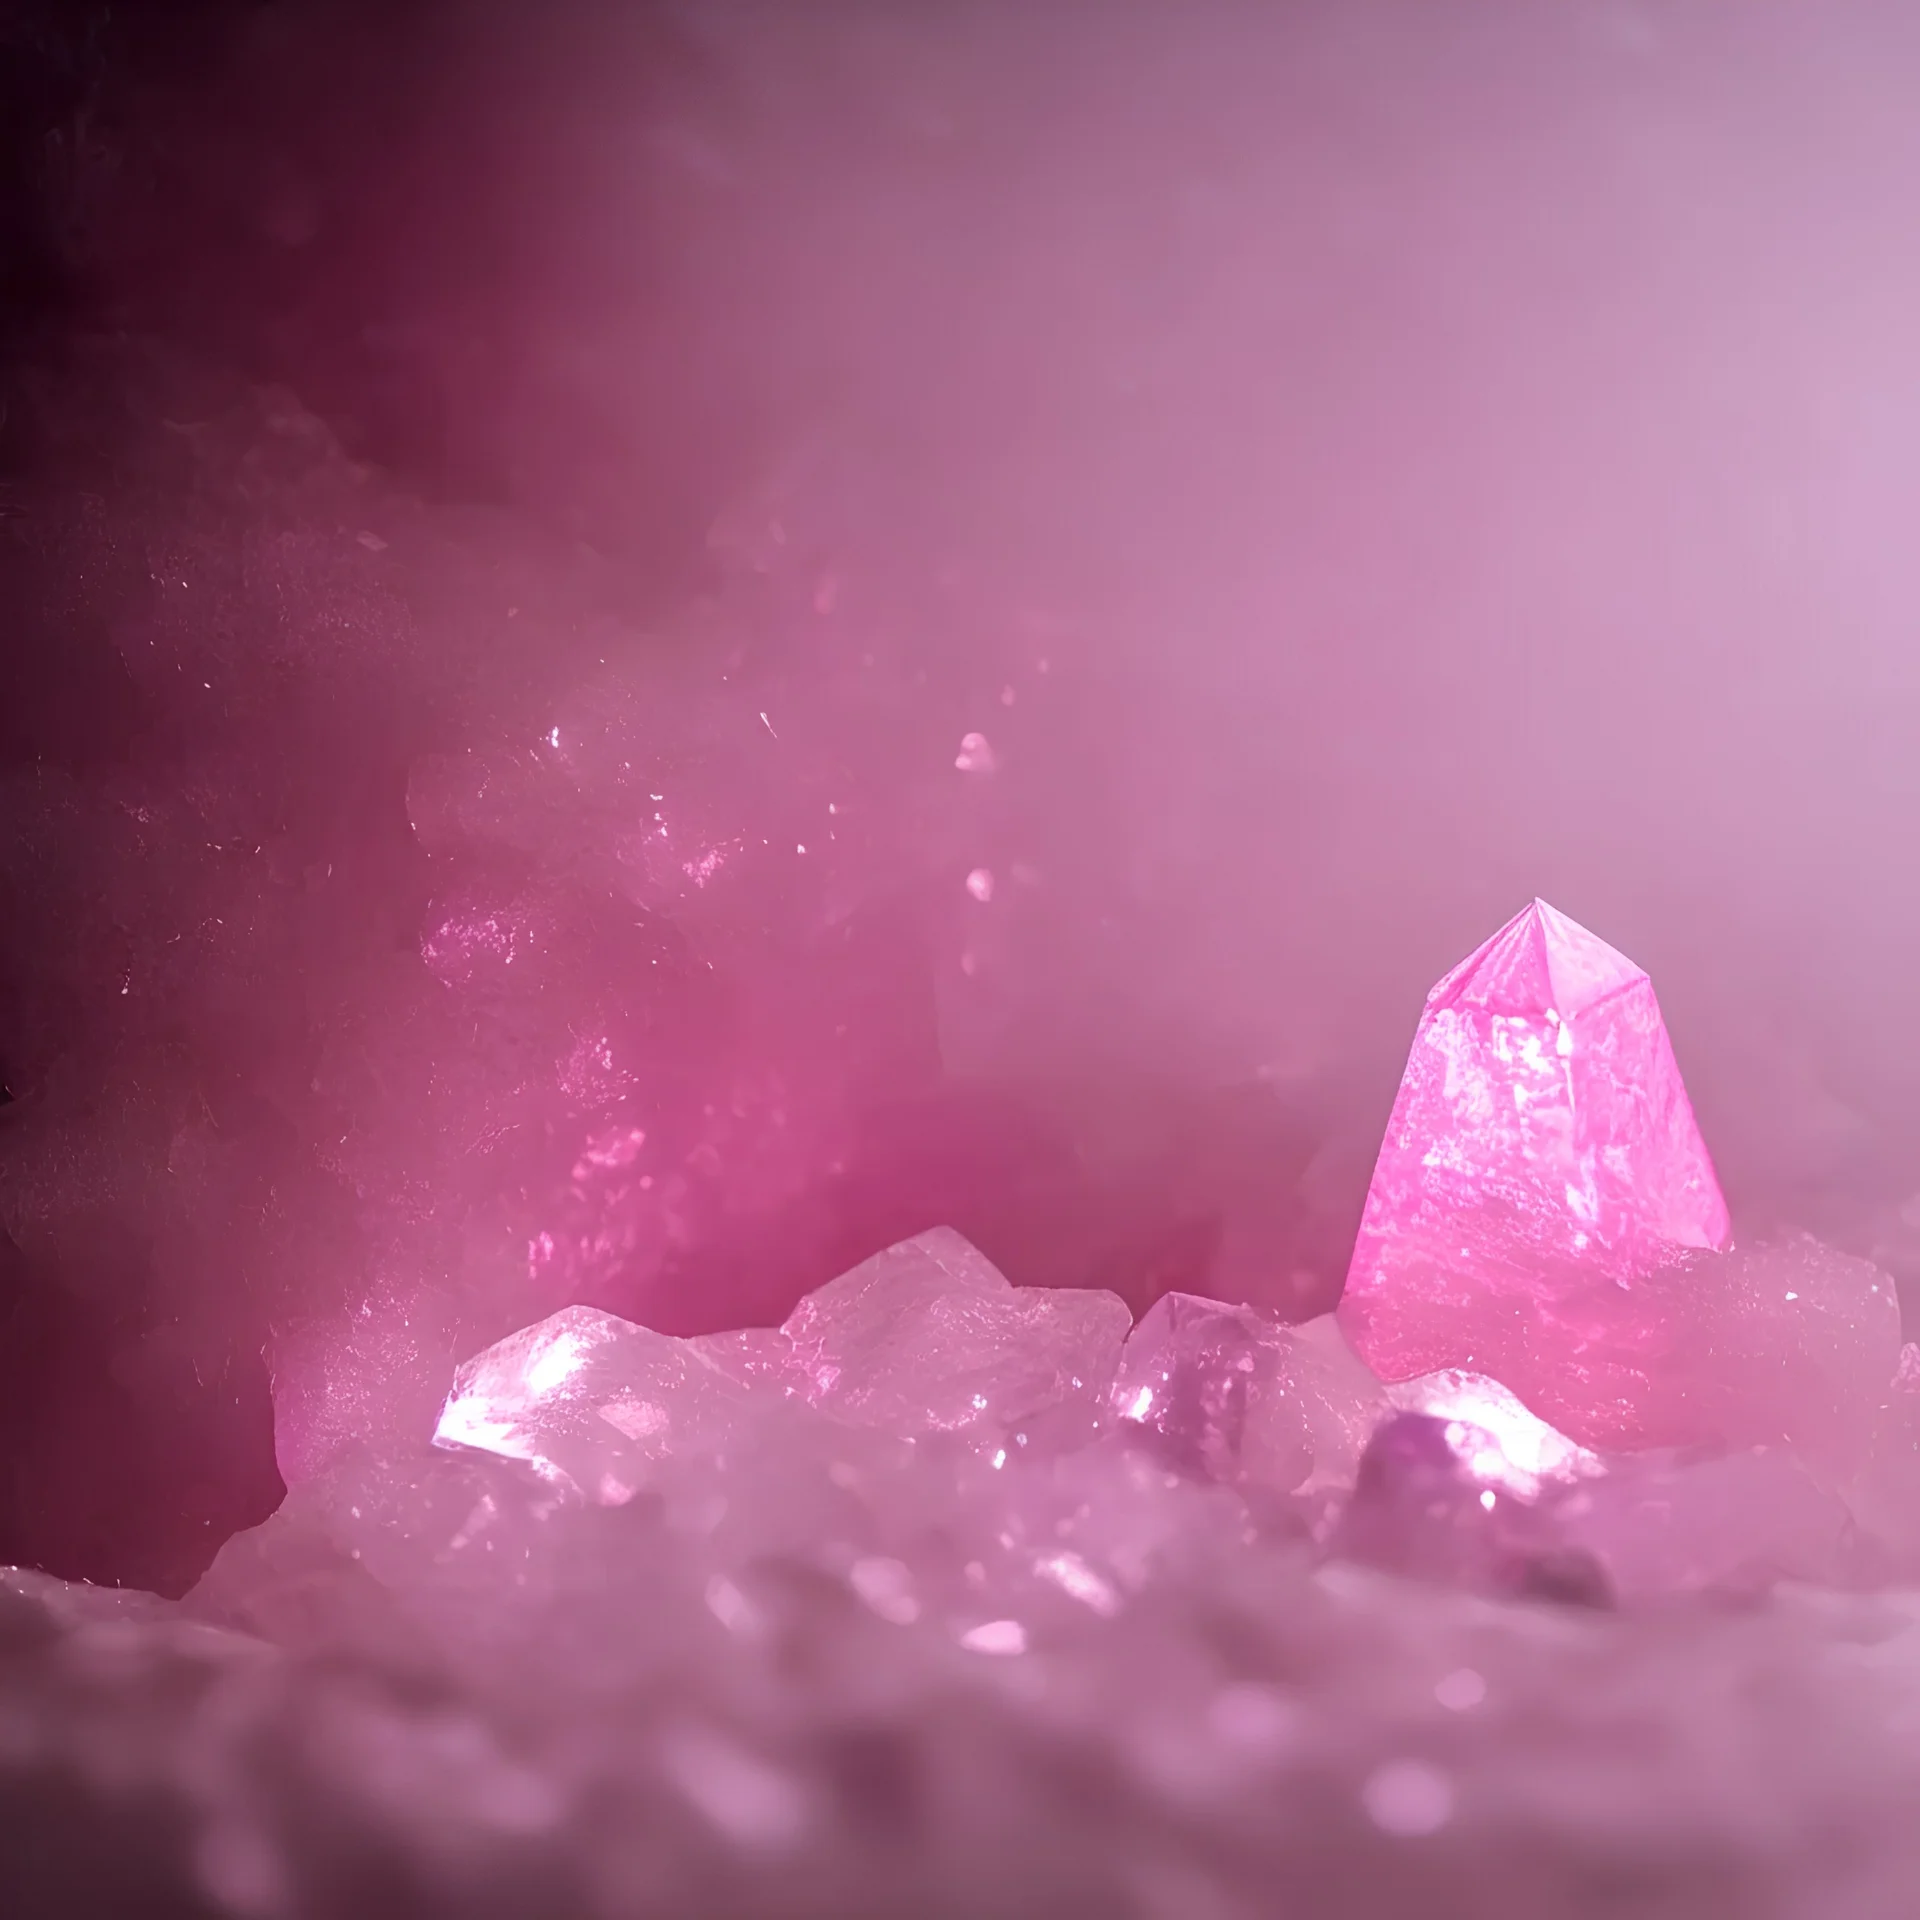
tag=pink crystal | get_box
[1339,899,1730,1392]
[1338,904,1904,1467]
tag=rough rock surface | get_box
[0,1211,1915,1915]
[3,1460,1918,1917]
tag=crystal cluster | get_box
[9,888,1920,1920]
[10,23,1920,1910]
[432,1228,1132,1503]
[14,738,1920,1920]
[399,902,1920,1625]
[147,1175,1920,1916]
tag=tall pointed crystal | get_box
[1338,900,1730,1389]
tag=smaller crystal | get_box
[188,1435,562,1652]
[782,1228,1129,1437]
[1330,1413,1608,1605]
[1109,1293,1384,1493]
[434,1305,781,1501]
[1109,1292,1279,1480]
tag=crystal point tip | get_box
[1428,898,1645,1020]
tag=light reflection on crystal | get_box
[1385,1371,1599,1498]
[436,1229,1130,1498]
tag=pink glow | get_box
[1339,900,1729,1384]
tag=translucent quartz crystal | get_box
[781,1227,1131,1436]
[1331,1413,1611,1606]
[1334,1373,1854,1600]
[1109,1293,1383,1492]
[435,1230,1131,1499]
[1338,903,1900,1462]
[191,1437,565,1657]
[435,1305,787,1503]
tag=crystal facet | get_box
[1338,900,1732,1416]
[1109,1293,1383,1492]
[434,1304,782,1502]
[434,1230,1132,1499]
[783,1227,1130,1436]
[1383,1370,1601,1498]
[1331,1413,1612,1606]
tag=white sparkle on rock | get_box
[433,1232,1129,1496]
